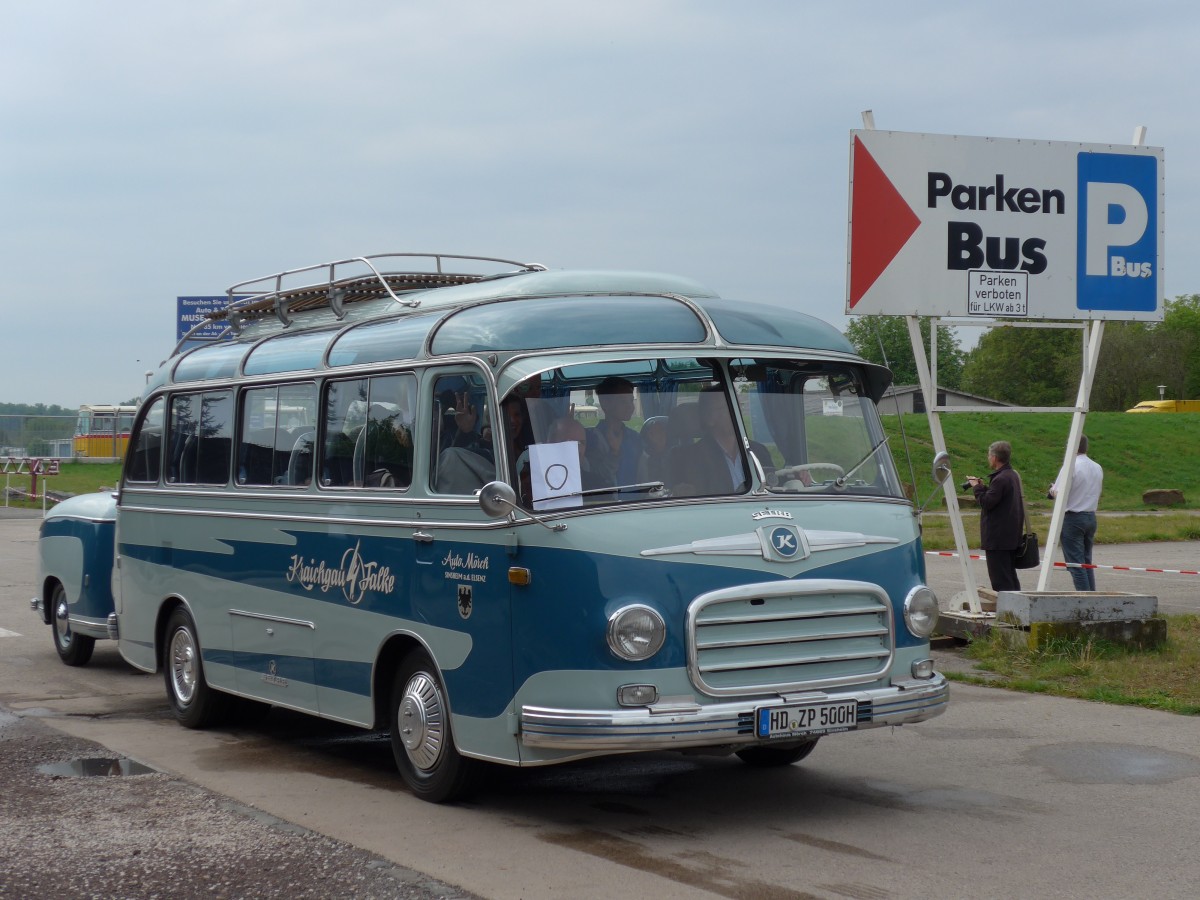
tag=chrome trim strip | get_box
[229,609,316,629]
[692,604,883,626]
[520,674,948,750]
[643,528,899,559]
[695,626,890,651]
[115,502,511,532]
[698,647,889,674]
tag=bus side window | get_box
[236,383,319,487]
[168,395,198,484]
[168,392,232,485]
[195,392,234,485]
[320,375,415,489]
[126,398,165,483]
[321,379,367,487]
[429,374,496,495]
[359,374,416,490]
[277,383,318,486]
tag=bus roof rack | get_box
[212,253,546,332]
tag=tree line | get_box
[844,294,1200,410]
[0,403,75,417]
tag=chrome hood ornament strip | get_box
[641,526,898,561]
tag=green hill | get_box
[882,411,1200,511]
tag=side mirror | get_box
[931,451,952,486]
[479,481,518,518]
[478,480,568,532]
[915,451,953,516]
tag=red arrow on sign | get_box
[848,136,921,308]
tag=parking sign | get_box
[847,130,1164,321]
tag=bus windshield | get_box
[505,358,901,509]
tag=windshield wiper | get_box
[577,481,665,497]
[835,437,889,488]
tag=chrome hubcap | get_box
[169,628,198,705]
[54,599,72,647]
[399,672,445,771]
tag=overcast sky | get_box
[4,1,1199,408]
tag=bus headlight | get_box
[607,605,666,662]
[903,586,940,639]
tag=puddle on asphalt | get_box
[38,757,157,777]
[1025,742,1200,785]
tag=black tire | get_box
[163,607,228,729]
[51,582,95,667]
[736,738,820,768]
[389,648,479,803]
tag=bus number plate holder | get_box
[755,699,858,739]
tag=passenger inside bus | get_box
[429,375,497,495]
[636,416,670,485]
[435,389,492,460]
[503,393,536,491]
[585,376,641,487]
[671,385,768,496]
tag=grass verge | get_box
[944,614,1200,715]
[920,511,1200,551]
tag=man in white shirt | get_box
[1049,435,1104,591]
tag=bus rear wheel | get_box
[390,649,479,803]
[51,582,95,667]
[736,738,820,767]
[163,607,228,729]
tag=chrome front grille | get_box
[687,579,893,696]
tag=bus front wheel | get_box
[390,649,479,803]
[163,607,228,729]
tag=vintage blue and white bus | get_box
[110,253,948,802]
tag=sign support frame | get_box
[856,113,1148,615]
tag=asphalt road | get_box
[4,509,1200,899]
[923,534,1200,615]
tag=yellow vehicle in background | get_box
[73,404,137,458]
[1126,400,1200,413]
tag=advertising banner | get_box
[177,296,232,341]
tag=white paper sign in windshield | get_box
[530,441,583,510]
[846,130,1164,321]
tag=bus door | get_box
[417,369,518,747]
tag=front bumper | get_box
[520,673,948,751]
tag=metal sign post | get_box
[906,316,980,612]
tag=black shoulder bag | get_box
[1015,474,1040,569]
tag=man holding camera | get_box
[965,440,1023,592]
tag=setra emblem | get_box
[752,509,793,521]
[769,526,800,559]
[756,524,809,563]
[262,659,289,687]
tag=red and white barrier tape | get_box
[925,550,1200,576]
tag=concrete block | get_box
[996,592,1157,627]
[1027,618,1168,651]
